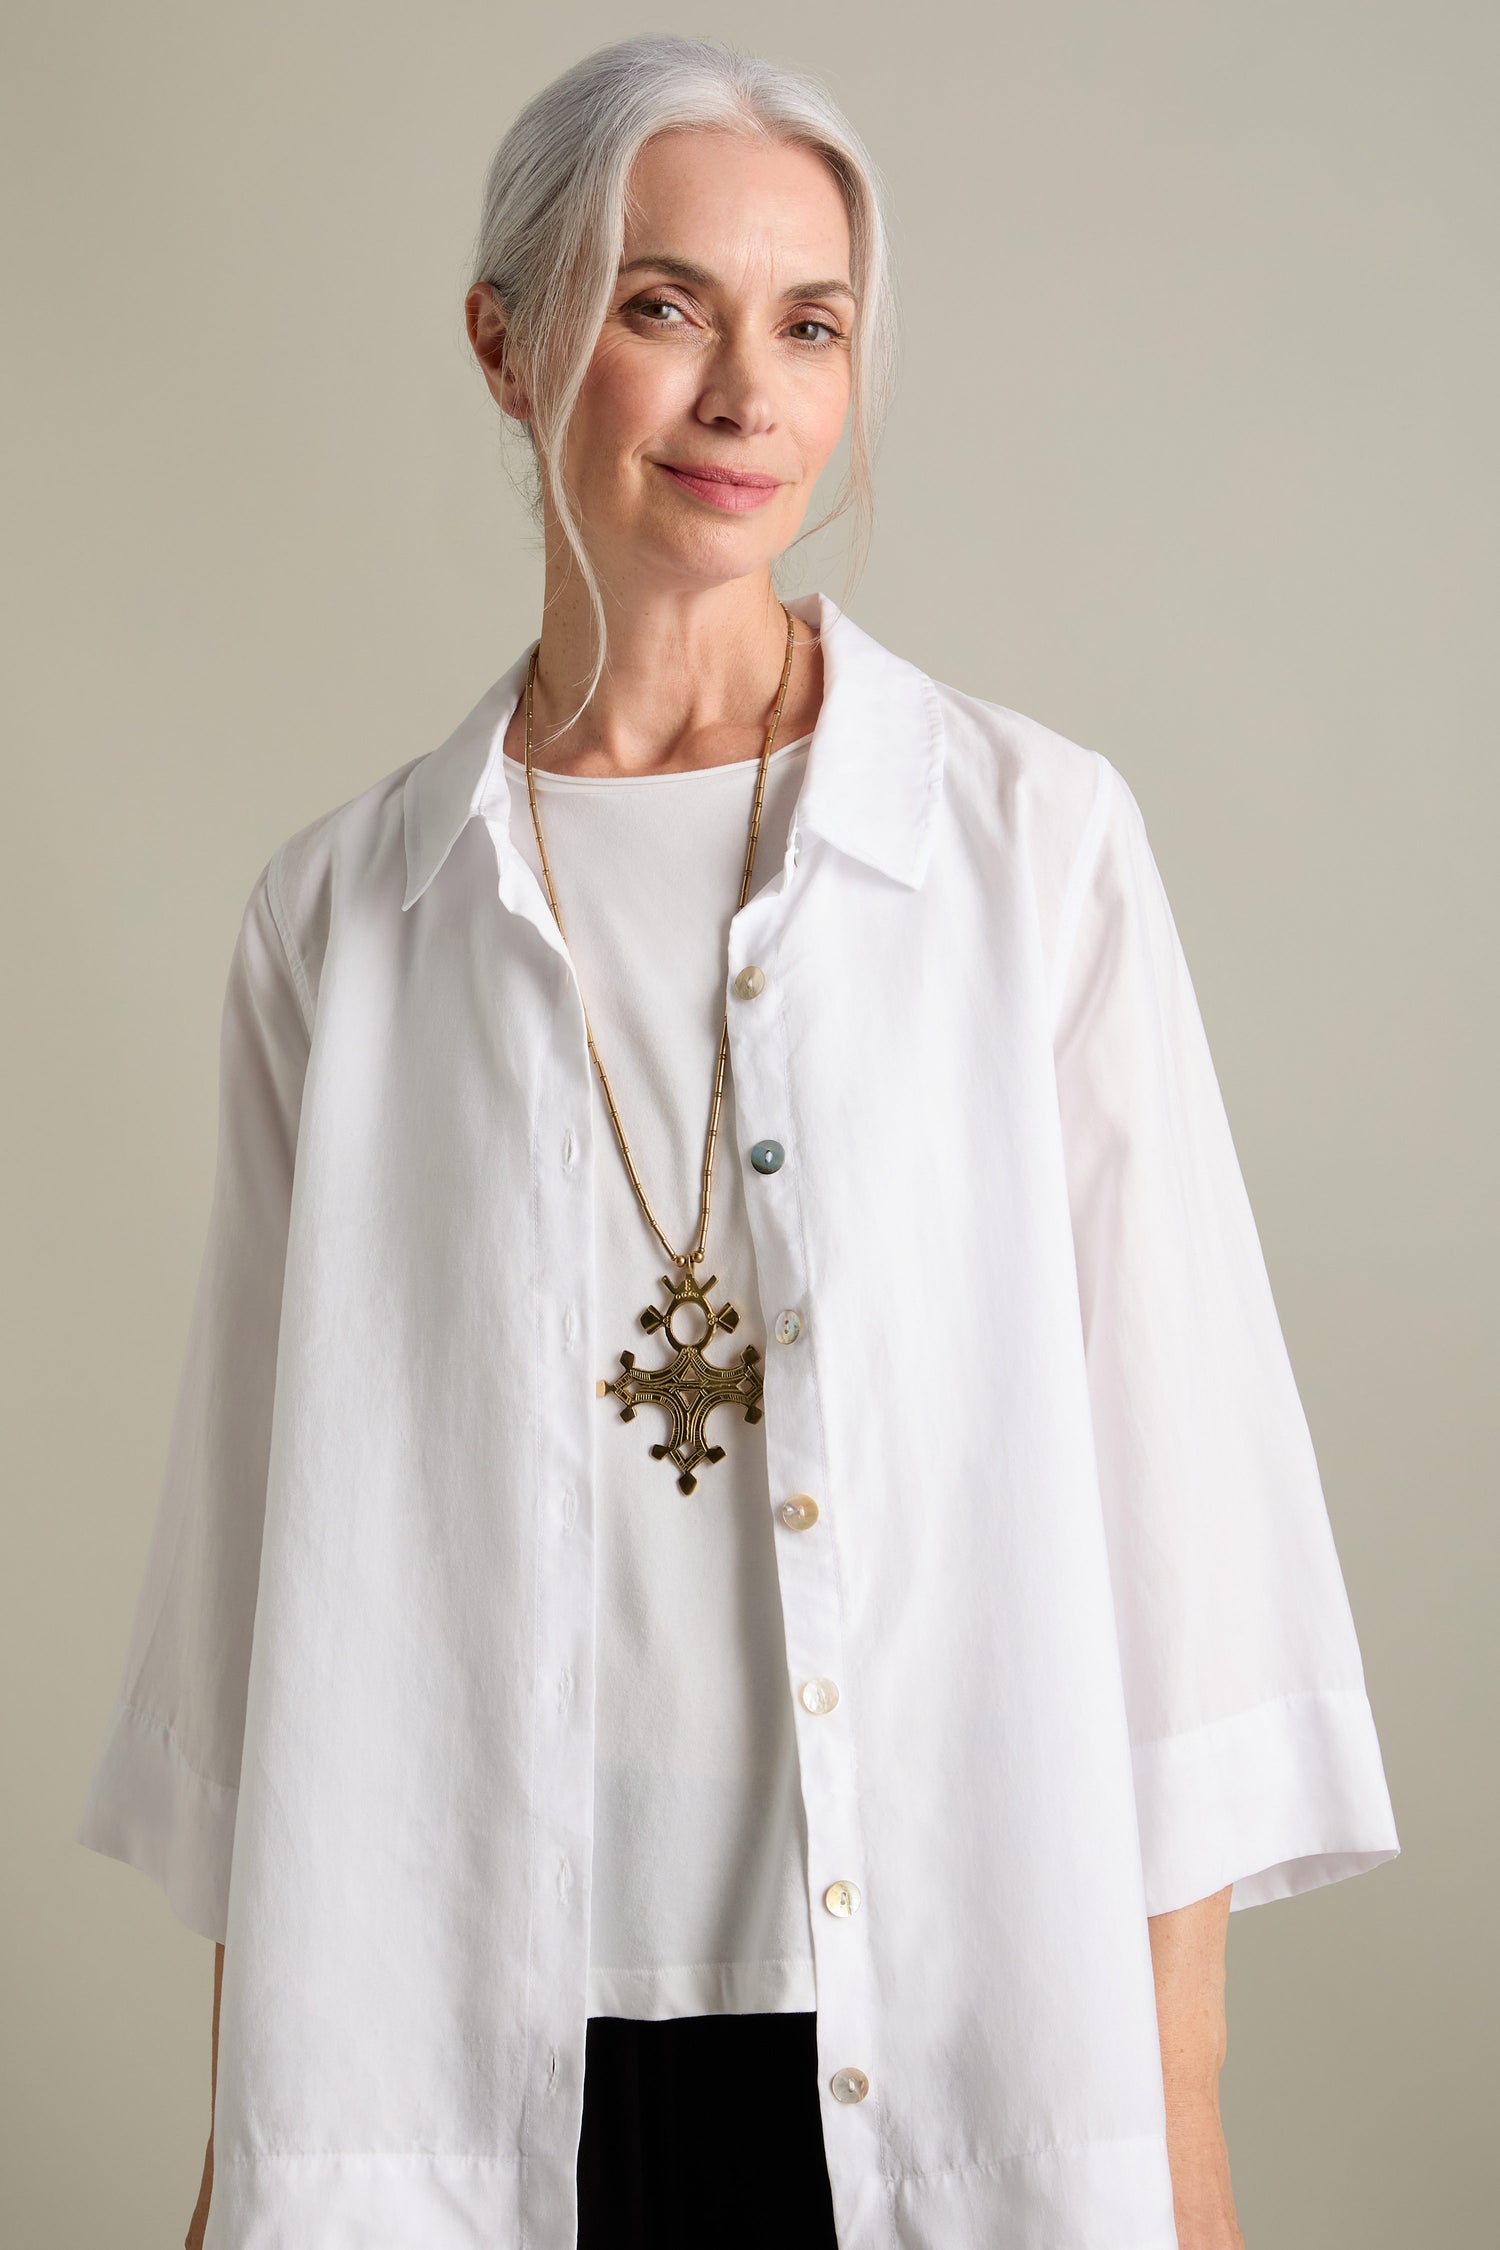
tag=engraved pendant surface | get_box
[596,1267,764,1492]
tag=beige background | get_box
[5,3,1492,2242]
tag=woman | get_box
[76,33,1398,2250]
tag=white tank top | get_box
[502,733,817,2020]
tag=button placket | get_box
[726,886,881,2146]
[524,1039,596,2143]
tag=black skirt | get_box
[576,2010,840,2248]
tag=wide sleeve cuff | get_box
[1131,1685,1400,1917]
[72,1700,236,1943]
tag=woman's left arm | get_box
[1149,1884,1245,2250]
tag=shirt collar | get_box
[400,590,945,911]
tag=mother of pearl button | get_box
[778,1494,819,1530]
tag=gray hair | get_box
[467,32,898,729]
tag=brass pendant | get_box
[597,1267,764,1493]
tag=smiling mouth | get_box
[654,462,782,513]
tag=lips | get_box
[655,461,782,513]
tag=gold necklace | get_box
[523,600,800,1494]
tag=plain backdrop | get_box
[4,4,1494,2244]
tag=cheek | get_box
[790,372,853,477]
[575,345,687,465]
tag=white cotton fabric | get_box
[501,735,818,2020]
[73,590,1399,2250]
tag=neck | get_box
[509,557,823,778]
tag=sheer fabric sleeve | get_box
[1051,757,1399,1915]
[72,854,310,1941]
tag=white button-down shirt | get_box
[75,590,1399,2248]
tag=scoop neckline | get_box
[500,733,812,789]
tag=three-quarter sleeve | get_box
[1052,757,1399,1916]
[73,855,311,1942]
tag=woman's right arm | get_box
[184,1943,223,2250]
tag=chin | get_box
[623,516,785,590]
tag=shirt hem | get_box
[585,1951,817,2019]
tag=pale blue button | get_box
[750,1139,785,1173]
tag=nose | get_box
[694,331,777,437]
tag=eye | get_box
[628,294,691,326]
[787,317,843,350]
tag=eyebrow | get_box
[618,254,856,303]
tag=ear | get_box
[465,283,531,422]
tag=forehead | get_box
[623,130,851,278]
